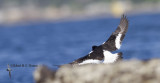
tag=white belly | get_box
[103,50,119,64]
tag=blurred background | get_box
[0,0,160,83]
[0,0,160,24]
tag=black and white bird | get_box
[70,15,128,65]
[6,64,12,79]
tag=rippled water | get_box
[0,13,160,83]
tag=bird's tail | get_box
[117,52,123,60]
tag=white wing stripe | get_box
[115,34,122,49]
[79,59,102,65]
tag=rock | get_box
[34,59,160,83]
[34,65,56,83]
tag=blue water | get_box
[0,13,160,83]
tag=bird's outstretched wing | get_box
[102,15,129,51]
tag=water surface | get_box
[0,13,160,83]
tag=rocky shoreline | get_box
[34,59,160,83]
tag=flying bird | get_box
[6,64,12,79]
[70,15,129,65]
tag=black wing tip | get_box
[119,14,129,34]
[120,14,129,25]
[121,14,128,20]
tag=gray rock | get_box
[34,59,160,83]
